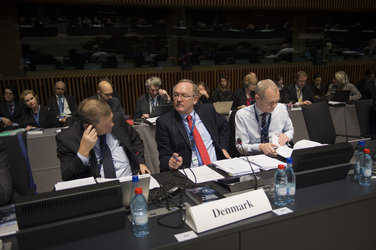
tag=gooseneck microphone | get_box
[237,138,258,190]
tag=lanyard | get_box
[254,105,271,135]
[32,105,40,127]
[184,113,203,166]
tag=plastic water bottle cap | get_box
[135,187,143,194]
[363,148,370,154]
[286,157,293,164]
[359,141,365,146]
[132,175,139,182]
[278,164,285,170]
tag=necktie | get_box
[186,115,211,165]
[297,89,303,103]
[99,135,116,178]
[260,113,269,143]
[58,96,64,114]
[150,98,156,108]
[8,104,13,116]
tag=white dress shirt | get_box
[235,103,294,154]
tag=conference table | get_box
[3,163,376,250]
[27,105,361,193]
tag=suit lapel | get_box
[173,110,190,147]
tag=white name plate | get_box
[185,189,272,233]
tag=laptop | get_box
[330,90,350,102]
[213,101,233,115]
[150,105,173,118]
[117,175,151,207]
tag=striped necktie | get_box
[260,112,269,143]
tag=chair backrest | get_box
[228,109,241,158]
[354,99,373,137]
[301,102,337,144]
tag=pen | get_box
[174,155,180,161]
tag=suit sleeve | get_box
[155,117,173,172]
[281,86,292,103]
[56,132,92,181]
[215,109,230,151]
[0,142,13,205]
[121,120,145,173]
[134,97,143,119]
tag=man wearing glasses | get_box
[0,86,24,130]
[92,78,124,115]
[156,79,231,172]
[134,76,171,119]
[235,79,294,156]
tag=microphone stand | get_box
[237,138,258,190]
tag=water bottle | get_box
[353,140,365,182]
[285,157,296,203]
[359,148,372,186]
[274,164,288,207]
[130,187,150,238]
[130,175,139,203]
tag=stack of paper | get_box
[179,166,225,183]
[213,158,260,176]
[242,155,285,170]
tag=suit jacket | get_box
[56,112,145,181]
[134,94,170,119]
[281,84,315,103]
[0,101,24,123]
[90,95,124,114]
[156,103,230,172]
[230,87,255,110]
[18,105,59,128]
[46,94,78,119]
[0,141,13,206]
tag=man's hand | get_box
[299,100,312,105]
[60,117,67,123]
[78,124,98,157]
[278,133,289,146]
[259,143,278,155]
[25,125,36,131]
[199,89,209,98]
[238,105,246,109]
[159,89,171,101]
[169,153,183,170]
[141,114,150,119]
[1,117,12,127]
[222,149,231,159]
[139,164,151,175]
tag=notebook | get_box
[213,101,233,115]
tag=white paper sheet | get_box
[244,154,285,170]
[179,166,225,183]
[213,158,260,176]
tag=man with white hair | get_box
[235,79,294,155]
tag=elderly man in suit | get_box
[134,76,171,119]
[47,81,78,126]
[56,98,150,181]
[156,79,230,172]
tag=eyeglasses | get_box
[173,94,195,100]
[100,91,113,97]
[4,92,14,95]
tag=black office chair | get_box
[301,102,348,144]
[354,99,376,139]
[228,109,242,158]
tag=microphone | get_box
[237,138,258,190]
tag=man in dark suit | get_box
[91,78,124,115]
[134,76,171,119]
[0,86,24,130]
[56,98,150,181]
[47,81,78,126]
[156,79,230,172]
[281,71,315,105]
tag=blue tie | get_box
[260,113,269,143]
[99,135,116,178]
[58,96,64,114]
[150,98,156,108]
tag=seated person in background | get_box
[357,69,375,98]
[47,81,78,127]
[281,71,314,105]
[92,78,124,114]
[134,76,171,119]
[197,81,213,104]
[231,73,258,110]
[156,79,230,172]
[0,86,24,130]
[56,98,151,181]
[18,90,58,129]
[274,74,284,90]
[326,71,362,102]
[310,74,327,99]
[235,79,294,156]
[0,140,13,206]
[212,75,233,102]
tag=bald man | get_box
[56,98,150,181]
[47,81,78,126]
[91,78,124,115]
[235,79,294,155]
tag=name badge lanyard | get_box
[254,105,272,139]
[184,113,203,166]
[32,105,40,127]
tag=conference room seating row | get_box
[0,61,375,115]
